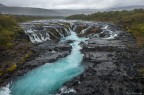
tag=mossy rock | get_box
[7,63,17,72]
[19,51,32,64]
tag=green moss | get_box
[1,51,32,75]
[7,63,17,72]
[139,68,144,76]
[0,15,23,49]
[128,24,144,47]
[24,51,32,60]
[19,51,32,64]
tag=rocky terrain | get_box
[0,40,71,87]
[0,20,144,95]
[57,22,144,95]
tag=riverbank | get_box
[0,15,34,81]
[0,39,72,87]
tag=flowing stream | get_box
[0,29,86,95]
[0,20,119,95]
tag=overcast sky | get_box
[0,0,144,9]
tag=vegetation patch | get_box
[0,14,37,76]
[7,63,17,72]
[0,15,22,49]
[19,51,32,64]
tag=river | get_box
[0,20,119,95]
[0,28,86,95]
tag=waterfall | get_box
[27,34,36,43]
[33,33,43,43]
[21,21,76,43]
[23,21,119,42]
[70,22,74,29]
[53,27,63,37]
[104,30,119,39]
[73,25,77,32]
[25,29,50,43]
[45,32,50,40]
[101,27,119,39]
[102,25,109,30]
[64,28,70,36]
[25,29,34,33]
[59,28,65,37]
[49,31,58,39]
[39,33,45,41]
[80,27,91,34]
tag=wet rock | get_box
[65,40,75,44]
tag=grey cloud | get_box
[0,0,144,9]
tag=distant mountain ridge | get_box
[0,6,61,16]
[106,5,144,11]
[0,3,5,7]
[0,3,144,16]
[0,3,98,16]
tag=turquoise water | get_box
[5,31,86,95]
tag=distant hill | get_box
[0,3,144,16]
[0,3,97,16]
[54,9,98,16]
[107,5,144,11]
[0,7,97,16]
[0,6,61,16]
[0,3,5,7]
